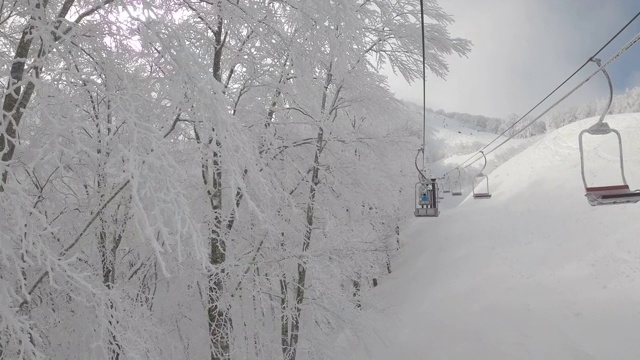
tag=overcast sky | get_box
[387,0,640,118]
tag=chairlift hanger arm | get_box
[478,151,487,174]
[415,148,428,182]
[589,57,613,127]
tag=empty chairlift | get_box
[578,58,640,206]
[415,178,439,217]
[442,175,451,193]
[451,168,463,196]
[472,151,492,199]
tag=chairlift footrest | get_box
[473,193,492,199]
[585,185,640,206]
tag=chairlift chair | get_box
[415,178,439,217]
[442,176,451,193]
[578,58,640,206]
[451,168,463,196]
[451,184,462,196]
[473,175,492,199]
[472,151,492,199]
[437,177,445,199]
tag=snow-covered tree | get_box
[0,1,469,359]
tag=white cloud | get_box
[630,71,640,88]
[387,0,631,118]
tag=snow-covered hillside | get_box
[403,103,535,166]
[343,113,640,359]
[425,111,502,162]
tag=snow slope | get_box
[422,109,509,163]
[406,105,536,181]
[347,113,640,359]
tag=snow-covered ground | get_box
[345,113,640,359]
[423,110,511,163]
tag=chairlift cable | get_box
[441,9,640,176]
[413,0,441,218]
[461,29,640,170]
[474,9,640,162]
[417,0,428,180]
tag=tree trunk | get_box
[0,0,83,189]
[279,271,289,358]
[285,126,323,360]
[204,142,232,360]
[208,241,230,360]
[205,2,232,358]
[0,13,39,188]
[96,150,124,360]
[212,0,225,83]
[285,60,339,360]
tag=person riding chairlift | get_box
[421,192,429,204]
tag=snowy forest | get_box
[0,1,471,359]
[542,85,640,131]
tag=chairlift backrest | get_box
[451,168,463,196]
[442,176,451,193]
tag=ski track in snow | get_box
[343,113,640,360]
